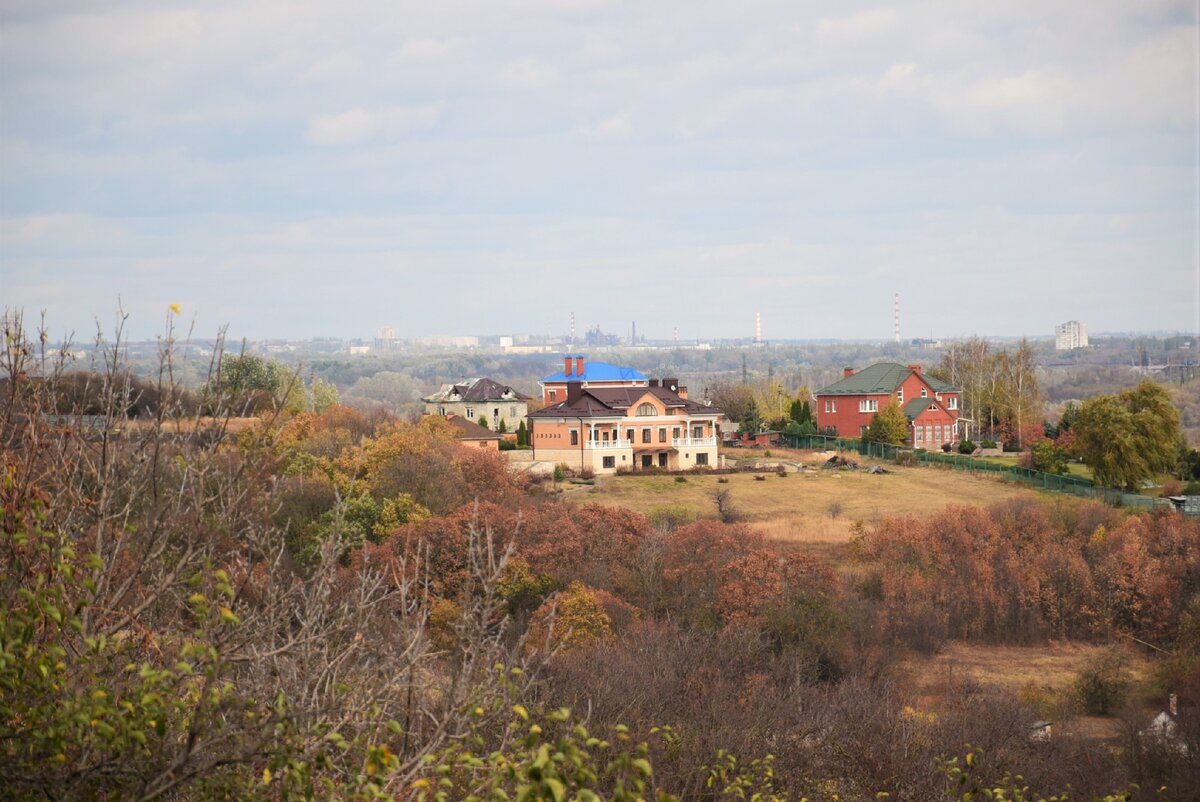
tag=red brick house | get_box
[814,362,962,448]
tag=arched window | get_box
[636,402,657,416]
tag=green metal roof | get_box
[902,398,936,420]
[815,362,959,396]
[924,374,956,392]
[816,363,909,395]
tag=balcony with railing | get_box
[584,438,632,450]
[671,436,717,448]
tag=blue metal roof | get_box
[541,361,648,383]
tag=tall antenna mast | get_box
[570,312,576,347]
[893,293,900,344]
[755,311,762,345]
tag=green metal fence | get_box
[782,434,1179,513]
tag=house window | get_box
[824,399,837,413]
[510,406,517,416]
[673,427,681,440]
[466,408,474,418]
[439,406,446,416]
[549,391,557,401]
[925,424,932,441]
[627,430,634,441]
[696,452,709,465]
[859,399,878,413]
[860,425,868,435]
[603,456,615,469]
[896,389,903,403]
[930,404,937,411]
[949,397,958,410]
[658,427,667,443]
[570,430,578,445]
[920,388,928,398]
[642,428,651,443]
[692,425,703,438]
[636,402,656,416]
[935,425,942,441]
[915,425,923,442]
[493,408,499,419]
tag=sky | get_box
[2,0,1198,343]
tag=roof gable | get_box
[426,377,531,403]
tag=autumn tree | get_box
[1075,380,1182,489]
[708,380,756,426]
[864,400,909,445]
[931,338,1042,444]
[0,313,526,801]
[211,350,306,413]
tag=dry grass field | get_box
[573,455,1048,562]
[904,641,1156,741]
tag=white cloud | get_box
[305,105,439,146]
[387,37,460,64]
[494,60,560,88]
[579,111,632,141]
[815,9,898,40]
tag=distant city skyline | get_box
[2,1,1198,341]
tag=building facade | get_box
[424,377,531,433]
[530,359,725,473]
[815,362,962,448]
[1055,321,1089,350]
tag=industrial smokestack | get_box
[894,293,901,344]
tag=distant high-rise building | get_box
[1055,321,1089,350]
[374,325,399,352]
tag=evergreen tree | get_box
[516,420,528,447]
[738,399,761,435]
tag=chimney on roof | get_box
[649,379,660,387]
[576,354,585,376]
[908,363,922,374]
[663,378,679,394]
[678,385,688,400]
[564,356,573,376]
[1170,693,1178,717]
[843,366,855,379]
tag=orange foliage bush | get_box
[857,500,1200,646]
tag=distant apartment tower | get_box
[1055,321,1089,351]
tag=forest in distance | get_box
[1,313,1199,802]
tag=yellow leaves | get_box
[513,704,529,720]
[218,607,240,625]
[262,767,272,785]
[168,303,182,315]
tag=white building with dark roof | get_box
[424,377,532,433]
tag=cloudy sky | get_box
[2,0,1198,342]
